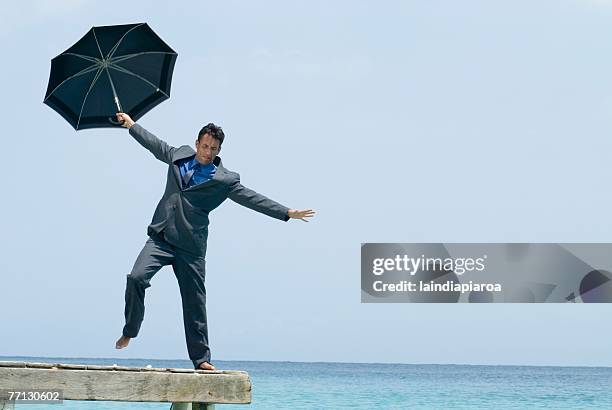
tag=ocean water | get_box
[2,356,612,409]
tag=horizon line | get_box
[1,355,610,370]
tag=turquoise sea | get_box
[2,356,612,409]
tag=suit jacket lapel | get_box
[172,147,197,187]
[180,155,226,191]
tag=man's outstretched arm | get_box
[117,112,177,164]
[228,178,315,222]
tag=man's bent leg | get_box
[173,251,210,369]
[122,235,175,338]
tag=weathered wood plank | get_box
[0,362,251,404]
[0,362,25,368]
[0,361,244,374]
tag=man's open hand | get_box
[116,112,135,129]
[288,209,316,222]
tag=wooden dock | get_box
[0,361,251,409]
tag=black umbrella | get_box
[44,23,177,130]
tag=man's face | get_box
[195,133,221,164]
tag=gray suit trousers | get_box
[122,232,210,369]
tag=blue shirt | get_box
[179,156,217,188]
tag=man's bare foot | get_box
[115,335,131,349]
[198,362,216,371]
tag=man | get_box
[113,112,315,370]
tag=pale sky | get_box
[1,0,612,367]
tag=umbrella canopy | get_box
[44,23,177,130]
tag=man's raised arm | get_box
[117,112,176,164]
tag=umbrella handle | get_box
[108,116,125,126]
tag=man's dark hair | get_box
[197,123,225,145]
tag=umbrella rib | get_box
[91,27,105,60]
[44,63,101,102]
[108,63,171,98]
[110,51,177,64]
[61,52,101,64]
[106,23,146,60]
[76,67,105,129]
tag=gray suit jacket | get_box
[129,123,290,256]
